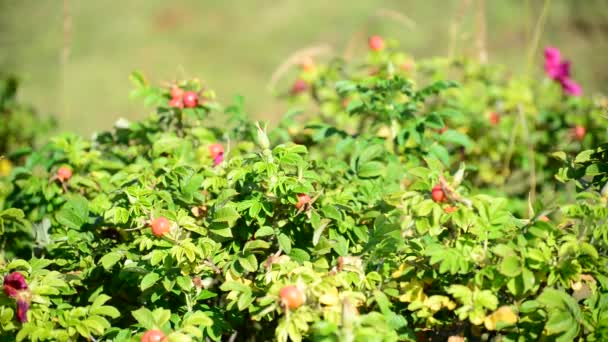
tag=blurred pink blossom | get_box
[213,153,224,167]
[559,77,583,97]
[3,272,30,323]
[543,47,582,96]
[3,272,27,297]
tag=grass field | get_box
[1,0,607,134]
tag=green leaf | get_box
[99,251,123,271]
[545,311,574,335]
[499,255,522,277]
[183,311,213,327]
[140,273,161,291]
[55,195,89,229]
[213,206,240,225]
[438,130,473,150]
[243,240,270,253]
[255,226,274,238]
[104,207,129,225]
[321,205,341,221]
[358,161,385,178]
[277,233,292,254]
[131,308,155,329]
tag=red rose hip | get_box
[150,217,171,237]
[208,143,224,159]
[489,112,500,125]
[368,35,385,51]
[280,285,305,309]
[291,79,308,95]
[182,91,198,108]
[170,86,184,100]
[141,329,167,342]
[169,97,183,109]
[572,125,586,141]
[295,193,311,209]
[57,166,73,182]
[431,185,446,203]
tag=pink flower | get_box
[16,300,29,322]
[543,46,583,96]
[545,60,570,81]
[544,47,561,65]
[3,272,30,323]
[3,272,28,298]
[213,153,224,167]
[559,77,583,97]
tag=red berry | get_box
[57,166,73,182]
[295,193,311,209]
[438,126,448,134]
[431,185,446,203]
[280,285,305,310]
[489,112,500,125]
[141,329,167,342]
[291,79,308,95]
[170,86,184,100]
[368,35,385,51]
[183,91,198,108]
[208,143,224,159]
[150,217,171,237]
[169,97,183,109]
[572,125,586,141]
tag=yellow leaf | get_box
[319,287,339,306]
[398,280,426,303]
[484,306,518,331]
[0,159,12,177]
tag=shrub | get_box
[1,39,607,341]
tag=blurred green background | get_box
[1,0,607,135]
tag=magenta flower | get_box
[544,47,561,64]
[213,153,224,167]
[3,272,28,297]
[16,300,29,323]
[560,77,583,97]
[3,272,30,323]
[543,46,582,96]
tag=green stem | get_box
[526,0,552,74]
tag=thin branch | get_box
[475,0,488,63]
[448,0,473,59]
[373,8,417,30]
[512,104,537,211]
[267,45,333,92]
[61,0,72,118]
[526,0,553,74]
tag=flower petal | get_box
[3,272,28,291]
[16,300,29,323]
